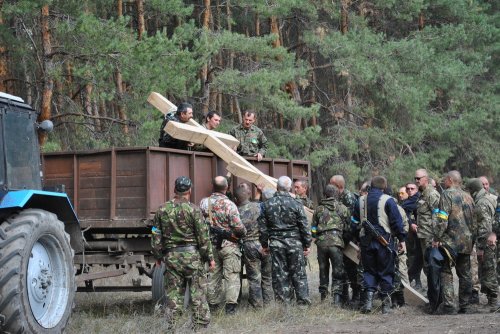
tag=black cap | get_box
[175,176,192,193]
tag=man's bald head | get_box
[213,176,228,193]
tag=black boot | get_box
[351,287,361,309]
[382,295,392,314]
[361,291,374,314]
[391,290,405,308]
[320,291,328,301]
[341,284,350,304]
[488,292,498,313]
[225,303,237,315]
[469,289,479,304]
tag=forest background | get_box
[0,0,498,198]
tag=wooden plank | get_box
[342,242,428,306]
[147,92,177,114]
[148,92,239,147]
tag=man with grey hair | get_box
[259,176,312,305]
[294,179,314,210]
[432,170,474,314]
[414,168,440,276]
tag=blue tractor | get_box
[0,92,80,333]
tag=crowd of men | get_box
[152,106,500,328]
[150,169,500,328]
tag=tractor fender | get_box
[0,190,83,252]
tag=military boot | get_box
[351,287,361,309]
[469,289,479,304]
[391,290,405,308]
[381,295,392,314]
[320,291,328,302]
[225,303,237,315]
[487,292,498,313]
[361,291,374,314]
[341,284,350,304]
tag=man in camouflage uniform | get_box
[260,176,312,305]
[466,178,498,311]
[229,110,268,161]
[432,170,474,314]
[494,196,500,309]
[329,174,360,305]
[151,176,215,328]
[414,168,440,275]
[200,176,247,314]
[158,102,194,150]
[294,179,314,210]
[234,186,273,308]
[312,184,350,305]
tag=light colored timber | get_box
[148,92,239,147]
[342,242,428,306]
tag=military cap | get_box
[465,178,483,194]
[175,176,192,192]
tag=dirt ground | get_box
[67,262,500,334]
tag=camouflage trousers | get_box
[208,245,241,305]
[164,250,210,326]
[441,253,472,311]
[269,237,310,304]
[470,244,480,291]
[394,251,409,292]
[479,244,498,295]
[317,245,345,296]
[242,240,273,307]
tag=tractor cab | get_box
[0,92,42,192]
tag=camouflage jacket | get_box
[296,195,314,210]
[494,196,500,236]
[238,200,262,242]
[259,191,312,249]
[229,124,268,157]
[472,189,497,249]
[200,192,246,248]
[312,197,350,248]
[340,189,357,214]
[158,112,190,150]
[433,186,474,254]
[151,197,213,262]
[416,184,440,239]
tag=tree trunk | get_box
[39,5,54,145]
[418,11,425,31]
[309,51,317,127]
[200,0,211,114]
[117,0,122,18]
[116,1,129,138]
[136,0,145,40]
[341,0,350,34]
[0,0,8,93]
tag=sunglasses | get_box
[414,176,426,181]
[406,187,417,190]
[398,192,406,195]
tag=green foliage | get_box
[1,0,498,192]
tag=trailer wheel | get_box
[0,209,75,334]
[151,262,166,305]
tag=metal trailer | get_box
[42,142,311,295]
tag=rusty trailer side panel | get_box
[42,146,310,231]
